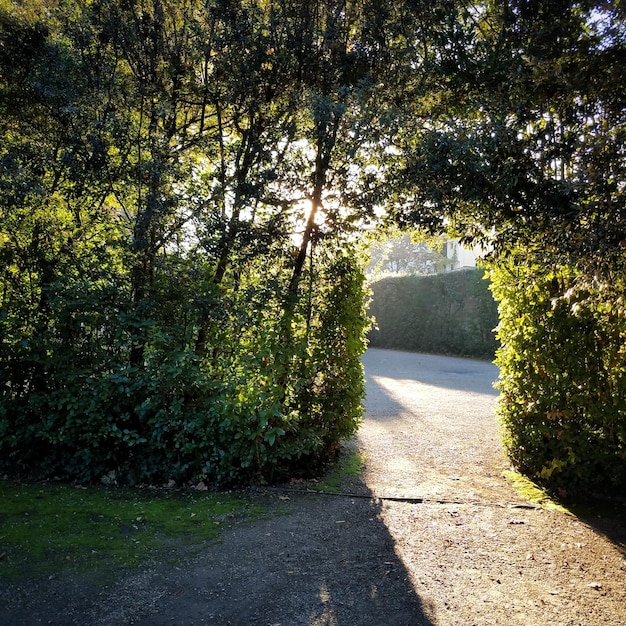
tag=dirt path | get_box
[2,348,625,625]
[359,349,626,626]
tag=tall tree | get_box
[1,0,445,485]
[388,0,626,274]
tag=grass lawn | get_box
[0,444,364,584]
[0,480,266,581]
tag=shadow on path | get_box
[359,347,505,503]
[358,348,626,625]
[363,347,499,397]
[0,484,437,625]
[89,488,436,626]
[570,499,626,561]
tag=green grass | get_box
[314,445,365,493]
[0,480,266,580]
[503,470,572,514]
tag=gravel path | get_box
[358,349,626,626]
[359,349,504,503]
[2,348,625,625]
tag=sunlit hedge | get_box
[488,256,626,497]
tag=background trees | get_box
[0,0,406,484]
[389,0,626,495]
[366,233,447,276]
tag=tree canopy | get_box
[386,0,625,496]
[388,0,626,275]
[1,0,624,492]
[0,0,415,484]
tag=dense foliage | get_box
[0,0,395,485]
[389,1,626,268]
[1,0,624,494]
[489,254,626,496]
[368,269,498,359]
[388,1,626,495]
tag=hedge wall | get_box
[367,268,498,359]
[489,258,626,498]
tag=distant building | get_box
[442,239,483,272]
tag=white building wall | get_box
[443,239,482,271]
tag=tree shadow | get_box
[0,485,437,626]
[0,484,437,626]
[362,347,499,427]
[565,498,626,560]
[363,347,499,397]
[111,486,438,626]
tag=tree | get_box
[388,0,626,274]
[366,232,447,276]
[0,0,445,485]
[387,0,626,495]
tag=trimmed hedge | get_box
[367,268,498,359]
[489,257,626,498]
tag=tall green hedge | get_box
[367,269,498,359]
[488,257,626,498]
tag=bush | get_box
[488,256,626,497]
[367,268,498,359]
[0,244,369,487]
